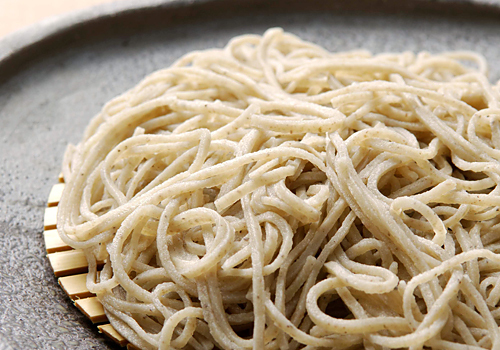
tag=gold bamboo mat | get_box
[44,177,139,349]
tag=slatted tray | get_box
[44,177,137,350]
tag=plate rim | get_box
[2,0,500,82]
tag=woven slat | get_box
[47,183,65,207]
[75,297,107,324]
[58,273,93,300]
[44,229,71,253]
[44,206,58,230]
[98,324,128,347]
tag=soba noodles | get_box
[57,28,500,349]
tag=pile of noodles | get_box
[57,28,500,350]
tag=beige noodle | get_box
[57,28,500,349]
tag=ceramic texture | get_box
[1,0,500,348]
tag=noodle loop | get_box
[58,28,500,349]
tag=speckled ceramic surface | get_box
[2,0,500,348]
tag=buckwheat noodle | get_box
[57,28,500,350]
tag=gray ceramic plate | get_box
[2,0,500,348]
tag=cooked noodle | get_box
[57,28,500,349]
